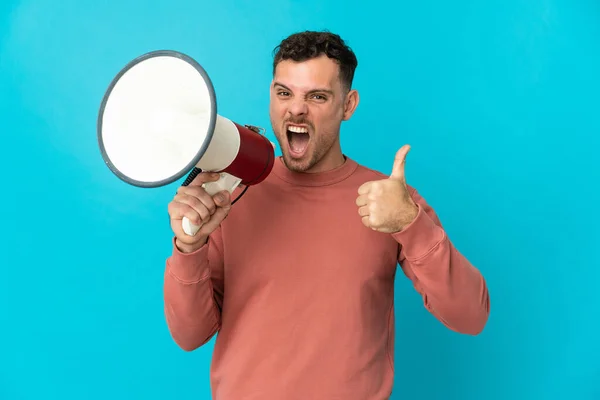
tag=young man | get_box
[164,30,490,400]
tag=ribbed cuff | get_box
[391,204,445,261]
[167,237,211,283]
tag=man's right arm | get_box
[163,171,231,352]
[163,231,225,351]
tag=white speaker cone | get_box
[98,51,217,187]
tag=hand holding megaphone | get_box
[168,171,232,250]
[177,140,276,236]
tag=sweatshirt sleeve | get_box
[392,187,490,335]
[163,229,225,351]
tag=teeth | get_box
[288,125,308,133]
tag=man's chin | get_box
[282,152,313,172]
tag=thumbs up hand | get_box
[355,145,419,233]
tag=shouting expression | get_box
[269,54,359,173]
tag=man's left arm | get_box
[392,187,490,335]
[356,144,490,335]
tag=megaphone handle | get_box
[181,172,242,236]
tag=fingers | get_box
[361,215,371,228]
[169,182,231,234]
[168,200,203,228]
[188,171,223,186]
[173,193,213,224]
[357,205,369,217]
[357,181,385,198]
[355,194,368,207]
[357,181,372,196]
[356,198,379,230]
[196,191,232,236]
[177,185,218,215]
[212,191,232,211]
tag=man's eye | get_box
[311,94,326,101]
[278,91,290,96]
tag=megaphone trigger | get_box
[201,172,243,196]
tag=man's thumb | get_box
[390,145,410,180]
[214,190,231,209]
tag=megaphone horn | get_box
[97,50,275,236]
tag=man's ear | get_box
[343,89,359,121]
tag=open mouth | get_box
[286,125,310,157]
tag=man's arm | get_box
[163,229,225,351]
[392,187,490,335]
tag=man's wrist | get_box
[175,236,208,254]
[391,203,420,233]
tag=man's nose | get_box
[288,98,308,116]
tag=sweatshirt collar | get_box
[271,155,358,187]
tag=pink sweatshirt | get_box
[164,156,490,399]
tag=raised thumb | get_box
[390,145,410,180]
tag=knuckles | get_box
[179,186,204,198]
[174,190,217,214]
[190,215,203,225]
[368,214,384,228]
[368,202,379,214]
[369,182,385,195]
[358,181,390,198]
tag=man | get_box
[164,30,490,400]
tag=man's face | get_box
[269,55,359,173]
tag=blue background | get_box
[1,0,599,399]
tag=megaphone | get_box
[97,50,275,236]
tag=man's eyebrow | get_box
[273,81,291,91]
[273,81,334,95]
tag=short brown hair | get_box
[272,30,358,90]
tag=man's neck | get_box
[303,145,346,174]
